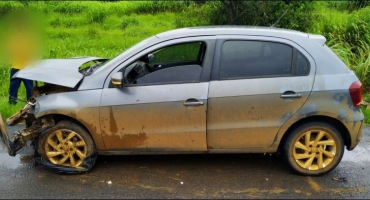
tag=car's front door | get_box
[100,37,215,152]
[207,36,315,149]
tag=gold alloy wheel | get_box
[293,130,337,170]
[44,129,87,167]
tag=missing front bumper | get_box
[0,112,96,174]
[0,111,55,157]
[0,113,20,156]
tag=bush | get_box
[51,1,88,14]
[49,17,61,27]
[315,6,370,55]
[174,5,212,28]
[131,1,190,14]
[0,1,24,16]
[86,5,108,24]
[120,17,139,30]
[206,1,315,32]
[87,27,100,39]
[327,0,370,12]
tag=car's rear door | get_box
[100,36,215,152]
[206,35,315,150]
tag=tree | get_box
[208,0,315,32]
[220,0,239,25]
[219,0,292,25]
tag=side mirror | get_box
[111,72,124,88]
[148,54,155,63]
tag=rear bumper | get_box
[347,121,363,151]
[344,108,364,151]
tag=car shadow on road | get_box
[93,153,292,175]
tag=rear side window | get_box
[296,51,310,75]
[219,40,309,79]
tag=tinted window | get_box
[220,40,293,79]
[151,42,202,63]
[121,41,205,86]
[296,51,310,75]
[136,65,202,85]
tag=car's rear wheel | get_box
[283,121,344,176]
[37,120,97,170]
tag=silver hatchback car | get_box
[0,26,364,176]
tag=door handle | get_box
[280,94,302,98]
[183,99,204,106]
[183,101,204,106]
[280,91,302,99]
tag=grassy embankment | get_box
[0,1,369,123]
[0,1,189,118]
[310,3,370,123]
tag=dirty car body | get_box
[0,26,364,176]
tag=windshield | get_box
[93,36,158,74]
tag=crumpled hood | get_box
[12,57,108,88]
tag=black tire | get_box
[37,120,97,172]
[283,121,344,176]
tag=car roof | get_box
[156,26,327,45]
[155,26,310,40]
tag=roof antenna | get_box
[270,8,289,28]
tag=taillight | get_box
[349,81,362,106]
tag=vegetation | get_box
[0,1,369,122]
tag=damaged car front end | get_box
[0,56,107,173]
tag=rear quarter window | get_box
[296,51,310,75]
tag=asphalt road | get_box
[1,125,370,199]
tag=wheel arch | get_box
[278,115,351,152]
[47,114,90,133]
[37,113,106,150]
[36,115,98,172]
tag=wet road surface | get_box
[1,125,370,199]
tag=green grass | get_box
[0,1,369,123]
[43,12,181,58]
[309,4,370,91]
[0,1,194,118]
[362,94,370,125]
[361,107,370,125]
[308,3,370,124]
[0,100,26,120]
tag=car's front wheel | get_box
[37,120,97,172]
[283,121,344,176]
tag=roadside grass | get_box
[0,1,195,119]
[0,65,10,98]
[0,1,369,125]
[309,3,370,124]
[361,107,370,125]
[44,12,179,59]
[309,5,370,90]
[0,99,24,121]
[362,94,370,125]
[0,63,27,117]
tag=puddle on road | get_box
[0,152,34,169]
[0,149,34,169]
[20,154,34,164]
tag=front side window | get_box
[122,41,206,86]
[219,40,293,79]
[151,42,202,63]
